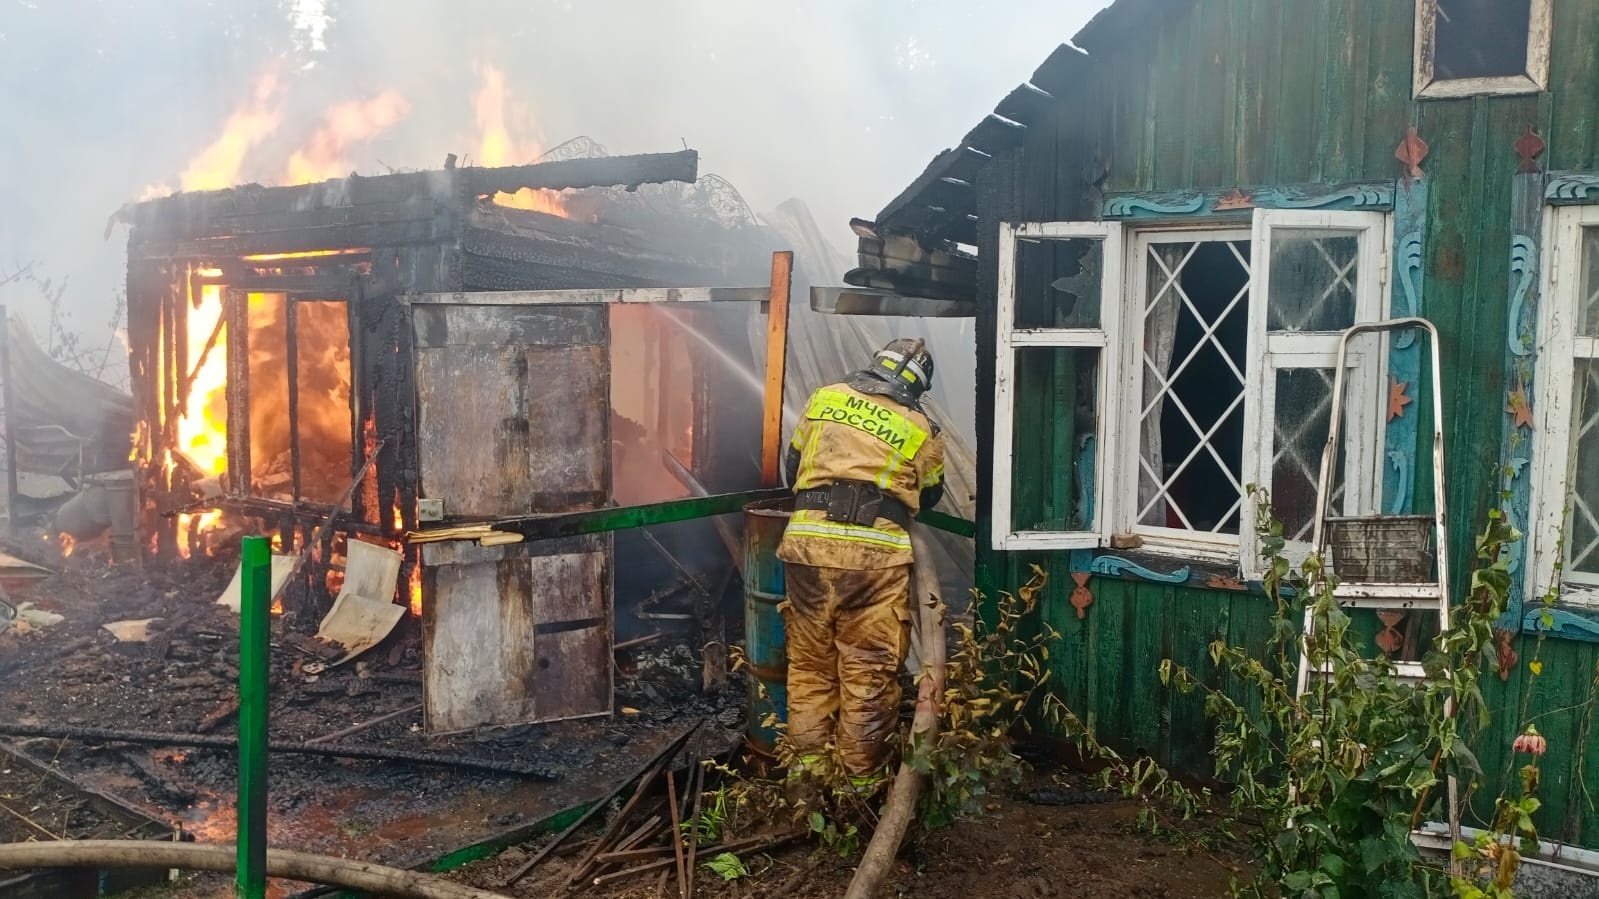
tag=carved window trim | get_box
[1412,0,1552,100]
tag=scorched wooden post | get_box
[760,251,793,488]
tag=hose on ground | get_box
[0,839,510,899]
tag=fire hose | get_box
[0,840,511,899]
[845,523,948,899]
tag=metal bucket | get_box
[1326,514,1435,583]
[99,470,140,564]
[743,498,792,755]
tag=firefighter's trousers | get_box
[782,562,911,777]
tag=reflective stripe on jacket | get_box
[777,382,944,570]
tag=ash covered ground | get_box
[0,534,741,897]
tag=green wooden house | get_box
[838,0,1599,859]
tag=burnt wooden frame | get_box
[122,152,720,617]
[222,280,362,516]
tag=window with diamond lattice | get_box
[1531,211,1599,606]
[1120,214,1384,568]
[1239,212,1385,573]
[991,209,1388,569]
[1133,234,1251,538]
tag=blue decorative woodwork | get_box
[1066,549,1295,599]
[1524,607,1599,641]
[1394,231,1424,348]
[1269,184,1392,209]
[1385,450,1411,516]
[1508,236,1538,357]
[1102,181,1395,220]
[1103,193,1206,218]
[1503,172,1544,631]
[1382,180,1426,518]
[1088,555,1191,584]
[1545,173,1599,205]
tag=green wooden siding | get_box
[976,0,1599,847]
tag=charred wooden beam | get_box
[141,220,440,262]
[460,221,724,289]
[875,146,991,233]
[115,173,446,235]
[994,83,1055,126]
[809,287,974,318]
[1027,43,1091,98]
[224,273,363,294]
[464,150,698,197]
[408,286,769,306]
[213,497,389,538]
[0,722,557,779]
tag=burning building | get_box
[114,142,786,732]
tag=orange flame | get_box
[270,597,285,616]
[284,91,410,184]
[129,420,148,464]
[59,534,76,558]
[176,282,230,482]
[473,64,566,215]
[180,73,282,192]
[175,511,222,558]
[408,565,423,617]
[242,249,369,262]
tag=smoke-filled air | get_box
[0,0,1109,374]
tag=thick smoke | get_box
[0,0,1109,358]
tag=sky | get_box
[0,0,1112,360]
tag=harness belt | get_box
[794,483,912,529]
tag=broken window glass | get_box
[1014,236,1103,329]
[1010,346,1099,533]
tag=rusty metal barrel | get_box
[743,498,792,755]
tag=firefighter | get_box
[777,337,945,785]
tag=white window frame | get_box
[1528,204,1599,608]
[991,221,1123,551]
[990,212,1390,568]
[1238,209,1390,577]
[1412,0,1552,100]
[1115,225,1254,565]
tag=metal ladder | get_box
[1296,316,1458,838]
[1299,317,1448,689]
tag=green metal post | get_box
[237,536,270,898]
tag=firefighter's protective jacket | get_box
[776,381,945,570]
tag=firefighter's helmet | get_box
[872,338,934,397]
